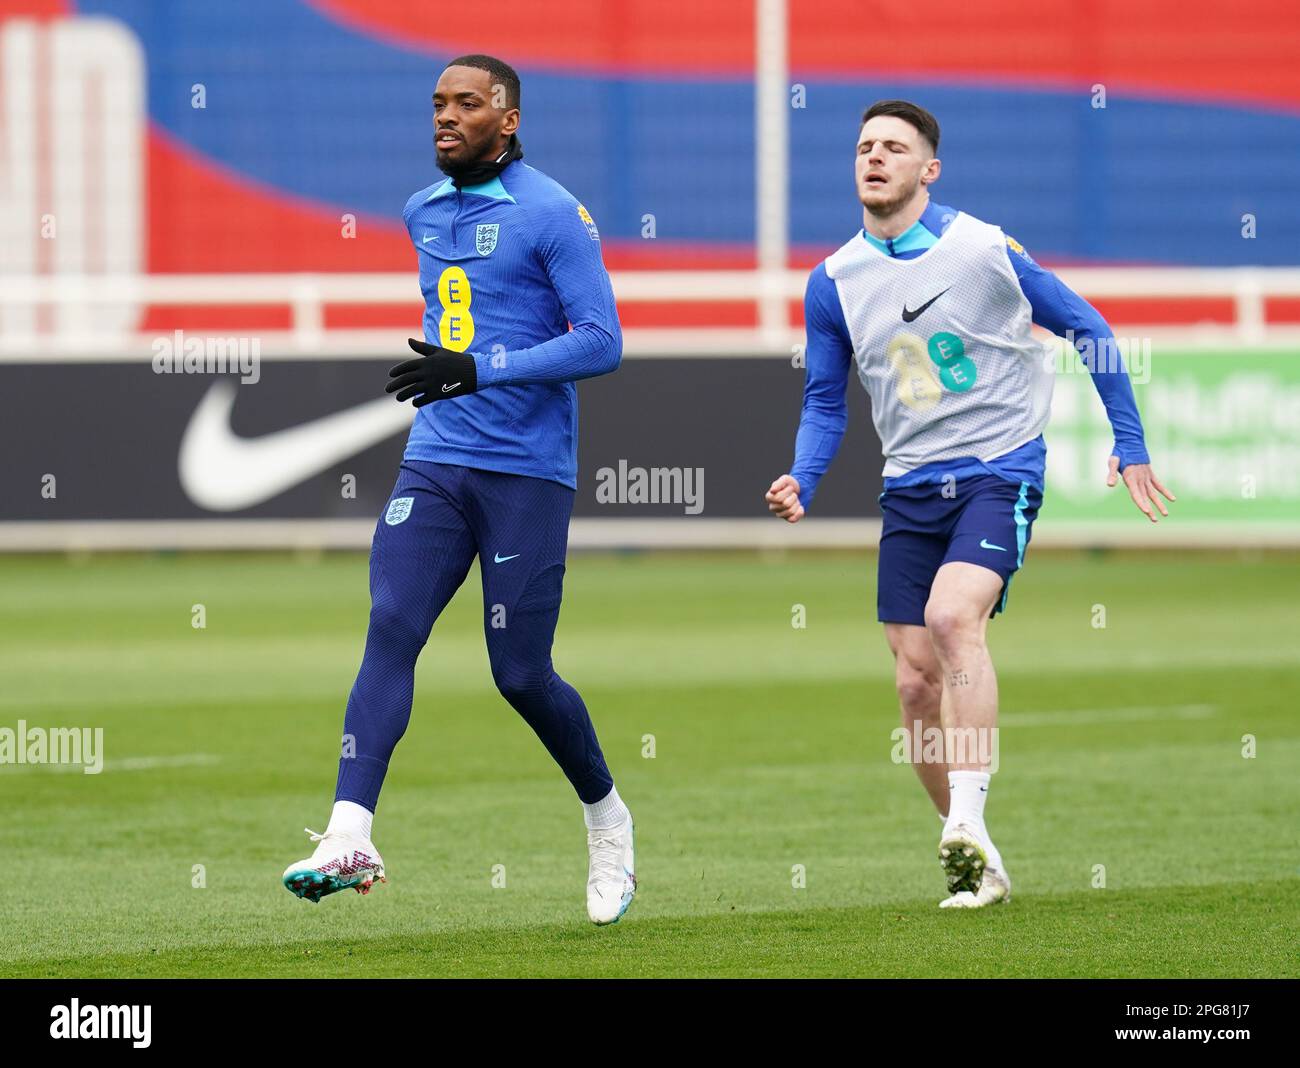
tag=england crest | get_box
[475,224,499,256]
[385,496,414,525]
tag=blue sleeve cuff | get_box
[1113,441,1150,469]
[788,469,814,511]
[472,351,498,388]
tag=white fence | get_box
[4,267,1300,359]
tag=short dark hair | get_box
[445,53,521,110]
[860,99,939,154]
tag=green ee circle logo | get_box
[927,331,977,393]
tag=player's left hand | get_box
[386,338,478,406]
[1107,456,1176,523]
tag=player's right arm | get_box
[767,263,854,522]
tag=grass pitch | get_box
[1,549,1296,977]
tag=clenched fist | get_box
[765,474,804,523]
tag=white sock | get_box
[326,799,373,840]
[582,785,629,830]
[945,771,1003,870]
[945,770,990,830]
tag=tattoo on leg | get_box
[948,671,970,688]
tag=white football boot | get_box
[939,862,1011,908]
[586,813,636,925]
[282,828,386,904]
[938,820,1010,908]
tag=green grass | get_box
[1,550,1297,977]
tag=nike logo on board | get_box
[179,381,411,512]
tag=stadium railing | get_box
[2,267,1299,550]
[4,267,1300,358]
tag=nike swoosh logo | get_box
[901,286,951,322]
[422,234,438,243]
[179,380,412,511]
[441,382,460,393]
[979,539,1007,551]
[493,553,520,563]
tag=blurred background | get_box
[1,0,1298,547]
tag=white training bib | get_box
[825,211,1054,477]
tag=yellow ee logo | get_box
[886,332,942,412]
[886,330,977,408]
[436,266,474,351]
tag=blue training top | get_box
[790,200,1149,510]
[400,159,622,489]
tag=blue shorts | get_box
[877,474,1042,626]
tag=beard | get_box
[861,174,923,216]
[437,131,524,187]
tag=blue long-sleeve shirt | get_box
[401,160,622,488]
[790,200,1149,509]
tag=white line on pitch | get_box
[1000,704,1218,727]
[0,753,222,774]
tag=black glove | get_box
[386,338,478,406]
